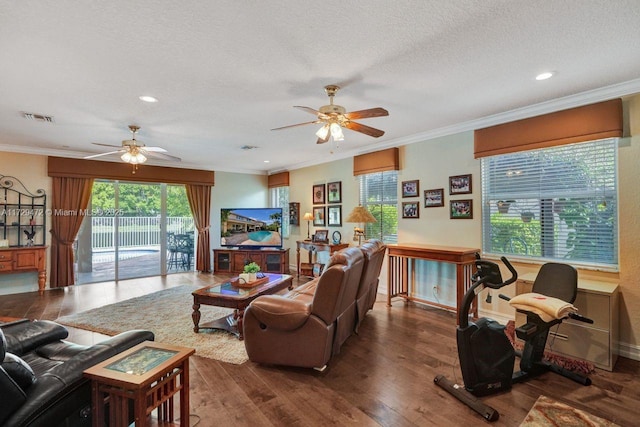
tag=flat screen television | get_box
[220,208,283,249]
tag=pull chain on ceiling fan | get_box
[271,85,389,145]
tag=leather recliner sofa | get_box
[243,246,365,370]
[0,319,154,427]
[354,240,387,333]
[243,240,387,370]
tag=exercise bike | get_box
[434,255,593,422]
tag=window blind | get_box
[358,171,398,243]
[481,138,618,270]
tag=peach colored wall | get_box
[0,152,51,294]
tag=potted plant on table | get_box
[240,262,261,283]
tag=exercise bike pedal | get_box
[515,322,538,340]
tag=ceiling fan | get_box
[84,125,181,172]
[271,85,389,144]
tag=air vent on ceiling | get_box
[22,112,55,123]
[240,145,259,150]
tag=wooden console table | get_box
[387,243,479,319]
[0,246,47,292]
[213,248,290,274]
[296,240,349,277]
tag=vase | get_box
[239,273,250,284]
[248,273,257,282]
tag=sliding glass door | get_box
[116,182,162,280]
[75,181,194,284]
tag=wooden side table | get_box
[84,341,195,427]
[296,240,349,277]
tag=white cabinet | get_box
[515,273,619,371]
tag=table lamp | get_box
[345,205,377,245]
[303,212,314,240]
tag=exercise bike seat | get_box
[527,262,578,304]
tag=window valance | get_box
[474,99,623,158]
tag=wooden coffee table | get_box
[192,273,293,340]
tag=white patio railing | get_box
[91,216,194,251]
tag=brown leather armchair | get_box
[243,247,364,370]
[354,239,387,333]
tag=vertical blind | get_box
[358,171,398,243]
[270,186,290,238]
[481,138,618,269]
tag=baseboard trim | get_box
[618,341,640,362]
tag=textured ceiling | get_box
[1,1,640,174]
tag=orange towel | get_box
[509,292,577,322]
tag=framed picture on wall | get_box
[327,205,342,226]
[450,199,473,219]
[402,180,419,198]
[449,174,472,195]
[327,181,342,203]
[289,202,300,225]
[313,184,325,205]
[424,188,444,207]
[313,206,326,226]
[402,202,419,218]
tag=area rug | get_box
[55,285,248,364]
[505,320,595,375]
[520,395,619,426]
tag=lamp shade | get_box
[345,206,376,223]
[303,212,314,221]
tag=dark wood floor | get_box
[1,273,638,426]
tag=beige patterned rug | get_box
[520,395,619,427]
[56,285,248,364]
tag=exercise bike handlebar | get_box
[499,256,518,287]
[475,256,518,290]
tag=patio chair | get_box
[175,234,194,270]
[167,232,181,270]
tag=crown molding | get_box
[279,77,640,173]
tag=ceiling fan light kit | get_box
[272,85,388,145]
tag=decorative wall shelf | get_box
[0,175,47,248]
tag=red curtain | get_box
[50,177,94,287]
[186,184,212,272]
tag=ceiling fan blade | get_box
[142,149,181,162]
[294,106,322,115]
[344,121,385,138]
[143,146,168,153]
[83,150,124,159]
[92,142,123,148]
[294,106,330,120]
[344,107,389,120]
[271,120,320,131]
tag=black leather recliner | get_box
[1,319,154,427]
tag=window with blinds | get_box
[481,138,618,270]
[358,171,398,243]
[270,186,289,237]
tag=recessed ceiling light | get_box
[139,95,158,103]
[263,160,270,163]
[535,72,554,81]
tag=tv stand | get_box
[213,248,290,274]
